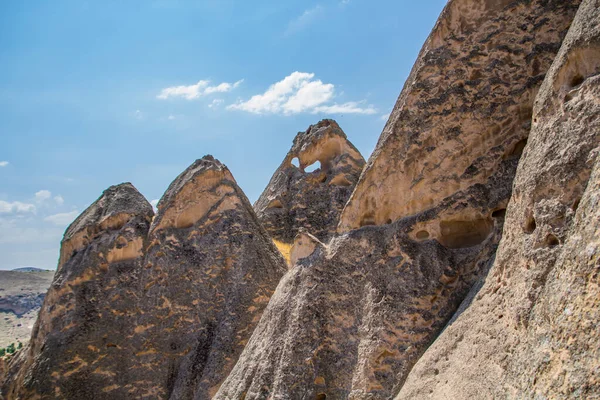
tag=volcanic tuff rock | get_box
[130,156,287,399]
[338,0,581,232]
[254,120,365,245]
[398,1,600,398]
[1,183,154,399]
[216,1,581,398]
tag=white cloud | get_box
[54,195,64,205]
[228,72,376,116]
[167,115,176,120]
[150,199,159,212]
[0,201,36,214]
[208,99,224,108]
[35,190,52,202]
[157,79,243,100]
[0,161,8,167]
[286,6,324,35]
[313,101,377,115]
[380,112,391,121]
[44,210,79,226]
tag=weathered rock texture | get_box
[129,156,287,399]
[2,183,154,399]
[255,120,365,244]
[216,1,581,399]
[339,0,581,232]
[399,1,600,398]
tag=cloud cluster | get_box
[227,72,376,115]
[0,161,8,167]
[0,201,36,214]
[158,79,244,100]
[44,210,79,226]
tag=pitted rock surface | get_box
[339,0,581,232]
[1,183,154,399]
[399,1,600,397]
[216,1,580,399]
[130,156,287,399]
[255,120,365,245]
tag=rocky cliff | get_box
[2,183,154,399]
[216,1,582,398]
[129,156,286,399]
[1,157,287,399]
[398,0,600,397]
[254,120,365,246]
[2,0,599,398]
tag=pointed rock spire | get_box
[2,183,154,399]
[255,119,365,246]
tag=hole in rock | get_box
[546,234,560,247]
[572,198,581,211]
[416,230,430,240]
[305,161,321,173]
[524,216,536,234]
[291,157,300,168]
[492,208,507,219]
[570,74,584,87]
[438,219,493,249]
[386,219,393,225]
[564,94,573,103]
[316,394,327,400]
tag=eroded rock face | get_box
[398,1,600,398]
[1,183,154,399]
[216,1,581,398]
[216,217,503,399]
[129,156,287,399]
[255,120,365,245]
[338,0,581,232]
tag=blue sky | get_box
[0,0,446,270]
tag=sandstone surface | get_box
[128,156,287,399]
[216,1,581,398]
[255,120,365,245]
[398,1,600,397]
[339,0,581,232]
[1,183,154,399]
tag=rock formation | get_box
[216,1,582,398]
[338,0,581,232]
[2,0,599,398]
[398,0,600,397]
[126,156,287,399]
[254,120,365,246]
[1,183,154,399]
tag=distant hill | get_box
[11,267,50,272]
[0,270,54,347]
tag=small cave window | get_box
[546,234,560,247]
[315,394,327,400]
[416,230,430,240]
[524,216,537,234]
[291,157,300,168]
[570,74,584,88]
[491,208,507,219]
[305,160,321,173]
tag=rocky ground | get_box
[0,271,53,348]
